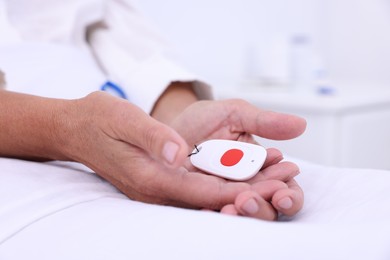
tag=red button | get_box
[220,149,244,167]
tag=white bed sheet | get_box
[0,157,390,260]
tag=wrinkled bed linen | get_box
[1,157,390,260]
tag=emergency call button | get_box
[220,149,244,167]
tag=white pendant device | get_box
[189,139,267,181]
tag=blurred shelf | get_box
[217,86,390,170]
[217,87,390,114]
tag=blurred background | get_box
[135,0,390,91]
[135,0,390,170]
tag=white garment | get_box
[0,0,212,112]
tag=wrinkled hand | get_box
[169,99,306,219]
[66,92,305,220]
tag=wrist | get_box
[51,98,82,162]
[151,81,198,124]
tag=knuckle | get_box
[224,98,250,111]
[142,123,166,151]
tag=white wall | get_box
[321,0,390,89]
[134,0,390,92]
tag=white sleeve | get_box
[87,0,212,113]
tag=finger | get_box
[158,168,252,210]
[97,92,189,168]
[236,134,284,168]
[223,99,306,140]
[167,166,294,211]
[250,180,289,200]
[261,161,300,181]
[120,108,188,168]
[249,161,300,184]
[271,179,304,216]
[234,191,277,221]
[201,208,215,212]
[236,132,257,144]
[262,147,284,169]
[220,204,239,216]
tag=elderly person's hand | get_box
[0,87,305,221]
[150,82,306,220]
[67,90,305,220]
[165,99,306,219]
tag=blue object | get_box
[100,81,128,100]
[317,86,336,96]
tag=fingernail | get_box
[163,141,179,164]
[241,198,259,215]
[278,197,293,209]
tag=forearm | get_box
[0,90,73,161]
[0,84,197,162]
[151,82,199,124]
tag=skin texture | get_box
[152,82,305,219]
[0,84,306,220]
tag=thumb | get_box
[108,97,189,168]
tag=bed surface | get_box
[1,157,390,260]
